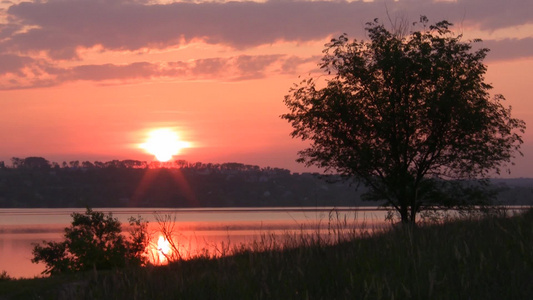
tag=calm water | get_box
[0,207,388,278]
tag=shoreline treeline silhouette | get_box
[0,156,366,208]
[0,156,531,208]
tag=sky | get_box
[0,0,532,177]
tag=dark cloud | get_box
[62,62,158,81]
[280,55,321,74]
[234,55,283,80]
[0,33,531,90]
[0,0,530,90]
[482,38,533,62]
[0,54,33,75]
[0,23,19,40]
[0,53,314,89]
[3,0,531,60]
[190,58,230,76]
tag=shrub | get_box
[32,208,149,275]
[0,270,12,281]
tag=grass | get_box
[1,209,532,299]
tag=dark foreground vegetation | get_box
[1,209,532,300]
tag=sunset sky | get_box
[0,0,532,177]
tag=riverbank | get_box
[1,209,532,299]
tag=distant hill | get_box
[0,157,531,208]
[489,178,533,205]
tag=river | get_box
[0,207,388,278]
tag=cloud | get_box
[0,53,318,89]
[0,54,34,75]
[233,55,284,80]
[0,34,530,90]
[1,0,530,89]
[61,62,159,81]
[280,55,322,74]
[3,0,531,60]
[482,37,533,62]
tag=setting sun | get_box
[140,128,190,162]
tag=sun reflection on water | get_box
[147,235,173,265]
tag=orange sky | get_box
[0,0,532,177]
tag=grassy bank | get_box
[1,209,532,299]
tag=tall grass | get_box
[1,209,531,299]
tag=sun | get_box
[140,128,189,162]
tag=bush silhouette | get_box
[32,208,149,275]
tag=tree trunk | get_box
[409,207,417,225]
[400,206,409,224]
[399,204,417,224]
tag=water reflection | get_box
[0,207,388,278]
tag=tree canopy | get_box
[32,208,149,275]
[282,17,525,224]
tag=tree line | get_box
[6,156,286,173]
[0,156,365,208]
[0,156,531,209]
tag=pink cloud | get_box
[3,0,531,60]
[1,0,530,90]
[0,54,315,89]
[0,54,34,75]
[64,62,158,81]
[482,38,533,62]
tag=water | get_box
[0,207,388,278]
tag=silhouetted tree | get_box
[69,160,80,169]
[94,161,105,168]
[82,161,95,169]
[282,17,525,224]
[32,208,149,275]
[122,159,147,169]
[11,157,23,169]
[175,160,189,169]
[12,157,51,169]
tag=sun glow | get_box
[140,128,190,162]
[146,235,173,265]
[157,235,171,261]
